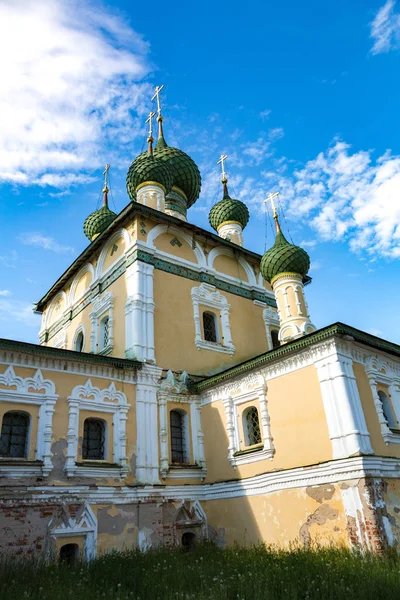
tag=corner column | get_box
[125,260,155,362]
[136,364,162,484]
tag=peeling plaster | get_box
[299,504,339,547]
[306,484,335,504]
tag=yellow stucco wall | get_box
[153,269,268,374]
[204,483,348,548]
[353,362,400,458]
[202,365,333,482]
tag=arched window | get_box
[182,532,196,550]
[82,418,106,460]
[100,316,109,350]
[0,411,30,458]
[170,410,189,464]
[243,406,262,447]
[75,331,84,352]
[59,543,79,565]
[271,329,280,349]
[203,311,218,343]
[378,391,398,429]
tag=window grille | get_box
[170,410,187,463]
[82,418,106,460]
[0,411,29,458]
[244,407,262,446]
[102,317,109,349]
[203,312,218,343]
[378,391,398,429]
[271,329,280,349]
[75,331,84,352]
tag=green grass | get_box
[1,543,400,600]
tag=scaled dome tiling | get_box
[260,229,310,284]
[126,135,201,208]
[83,205,117,241]
[209,194,250,231]
[126,153,174,201]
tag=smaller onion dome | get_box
[209,180,250,231]
[260,216,310,284]
[84,166,117,242]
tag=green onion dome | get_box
[260,221,310,284]
[153,135,201,207]
[126,152,174,201]
[83,200,117,242]
[209,185,250,231]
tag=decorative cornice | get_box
[195,322,400,392]
[70,379,127,406]
[0,365,56,395]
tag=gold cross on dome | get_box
[151,84,165,117]
[145,111,156,137]
[103,164,110,188]
[264,192,280,218]
[217,154,228,181]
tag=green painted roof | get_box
[209,193,250,231]
[83,204,117,241]
[260,227,310,283]
[126,153,174,201]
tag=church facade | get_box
[1,95,400,560]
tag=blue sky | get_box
[1,0,400,344]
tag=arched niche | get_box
[68,264,95,305]
[208,247,256,285]
[147,224,206,266]
[154,232,198,263]
[96,228,131,278]
[46,291,68,327]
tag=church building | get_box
[1,87,400,560]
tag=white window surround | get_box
[254,301,280,350]
[48,502,97,561]
[170,408,190,463]
[65,379,129,478]
[158,370,207,480]
[365,357,400,445]
[89,292,114,355]
[72,325,86,352]
[0,366,57,476]
[223,385,274,467]
[191,283,235,355]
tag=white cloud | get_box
[370,0,400,54]
[0,290,11,297]
[19,233,74,254]
[259,109,271,120]
[0,0,152,188]
[269,140,400,259]
[268,128,284,142]
[0,299,39,328]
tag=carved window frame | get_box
[89,292,114,355]
[223,384,274,467]
[0,366,57,476]
[365,358,400,445]
[65,379,129,477]
[191,283,235,355]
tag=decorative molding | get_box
[125,261,155,362]
[207,246,256,285]
[158,372,206,481]
[146,224,207,266]
[136,364,163,484]
[48,501,97,560]
[68,263,95,306]
[95,228,132,279]
[65,379,129,477]
[89,292,114,354]
[364,355,400,445]
[0,366,57,476]
[72,324,86,352]
[50,329,68,350]
[262,306,280,350]
[191,283,235,355]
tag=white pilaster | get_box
[136,364,162,484]
[125,261,155,362]
[217,222,244,247]
[315,345,374,458]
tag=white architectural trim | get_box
[95,228,132,278]
[136,364,163,484]
[48,501,97,560]
[45,290,68,329]
[68,263,95,305]
[19,455,400,505]
[314,345,374,458]
[0,366,57,476]
[191,283,235,355]
[65,379,129,477]
[72,324,86,352]
[223,375,274,467]
[158,370,206,480]
[364,356,400,445]
[146,224,207,266]
[89,291,114,354]
[125,261,155,361]
[261,305,280,350]
[207,246,257,286]
[50,328,68,350]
